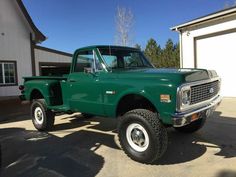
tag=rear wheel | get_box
[118,109,168,164]
[31,99,55,131]
[174,117,206,133]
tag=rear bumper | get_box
[172,95,222,127]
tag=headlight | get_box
[180,86,191,110]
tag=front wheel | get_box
[118,109,168,164]
[31,99,55,131]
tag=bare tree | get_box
[115,6,134,46]
[224,0,236,9]
[224,1,230,9]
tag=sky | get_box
[23,0,235,53]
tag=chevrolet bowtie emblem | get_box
[209,88,214,94]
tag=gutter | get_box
[171,7,236,31]
[179,30,183,68]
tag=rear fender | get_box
[25,80,58,106]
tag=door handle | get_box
[69,79,76,82]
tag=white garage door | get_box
[196,32,236,97]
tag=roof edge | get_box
[35,45,73,57]
[16,0,46,43]
[171,6,236,31]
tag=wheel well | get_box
[116,94,157,117]
[30,89,44,100]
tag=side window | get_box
[74,50,103,72]
[75,50,94,72]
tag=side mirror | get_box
[84,67,93,74]
[84,67,97,76]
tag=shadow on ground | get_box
[57,114,118,133]
[0,126,118,177]
[0,111,236,176]
[0,98,30,123]
[157,111,236,164]
[216,170,236,177]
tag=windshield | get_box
[98,47,153,70]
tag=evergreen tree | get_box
[143,38,180,68]
[134,44,141,50]
[144,38,161,67]
[173,43,180,68]
[161,39,180,68]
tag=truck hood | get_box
[112,68,218,84]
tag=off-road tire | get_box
[118,109,168,164]
[31,99,55,131]
[174,117,206,133]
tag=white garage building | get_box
[171,7,236,97]
[0,0,72,97]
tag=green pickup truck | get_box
[19,45,221,164]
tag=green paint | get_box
[21,45,213,125]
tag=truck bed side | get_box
[22,76,67,106]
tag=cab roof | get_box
[76,45,139,51]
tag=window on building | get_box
[0,61,17,85]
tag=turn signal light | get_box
[191,113,199,122]
[160,94,171,103]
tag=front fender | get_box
[114,89,157,111]
[105,84,177,124]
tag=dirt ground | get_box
[0,98,236,177]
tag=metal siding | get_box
[180,14,236,97]
[0,0,32,96]
[34,48,72,76]
[181,15,236,68]
[0,0,71,96]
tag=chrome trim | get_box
[176,77,221,112]
[172,95,222,127]
[105,91,116,95]
[92,50,97,72]
[96,48,109,72]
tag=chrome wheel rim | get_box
[126,123,149,152]
[34,107,44,124]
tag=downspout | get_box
[30,33,36,76]
[179,29,183,68]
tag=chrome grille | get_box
[190,80,220,105]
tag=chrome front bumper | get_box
[172,95,222,127]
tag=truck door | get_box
[67,49,104,115]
